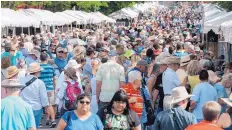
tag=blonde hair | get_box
[203,101,221,122]
[187,60,203,76]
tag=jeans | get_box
[33,109,43,128]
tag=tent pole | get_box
[6,27,9,36]
[62,25,64,32]
[76,22,77,28]
[71,23,72,31]
[34,27,36,35]
[28,27,30,35]
[13,27,16,36]
[21,27,23,34]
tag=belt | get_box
[164,94,171,96]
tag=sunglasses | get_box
[58,51,64,53]
[101,49,108,52]
[79,100,90,105]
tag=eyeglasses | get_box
[10,50,15,52]
[79,100,90,105]
[58,51,64,53]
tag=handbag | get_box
[141,84,155,126]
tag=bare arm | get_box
[217,113,231,128]
[152,89,159,109]
[29,128,36,130]
[147,75,157,98]
[133,124,141,130]
[189,100,196,112]
[96,80,102,104]
[56,118,66,130]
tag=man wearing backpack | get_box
[20,63,50,128]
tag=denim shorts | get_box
[33,109,43,128]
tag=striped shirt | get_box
[39,64,55,91]
[122,83,143,117]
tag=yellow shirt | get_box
[188,75,201,93]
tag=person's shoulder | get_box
[156,109,171,119]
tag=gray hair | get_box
[203,101,221,122]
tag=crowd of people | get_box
[1,3,232,130]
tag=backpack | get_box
[64,81,81,110]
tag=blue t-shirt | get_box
[39,64,56,91]
[214,83,228,113]
[62,111,103,130]
[190,82,217,120]
[173,51,189,58]
[1,51,24,66]
[1,96,36,130]
[54,57,67,72]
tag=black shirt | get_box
[154,73,164,109]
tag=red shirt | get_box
[122,83,143,117]
[186,120,223,130]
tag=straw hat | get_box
[73,46,85,58]
[64,59,81,70]
[6,66,19,79]
[27,63,43,73]
[180,55,191,67]
[167,56,180,64]
[221,93,232,107]
[29,49,40,58]
[141,49,147,56]
[171,87,193,104]
[207,70,221,84]
[1,79,25,88]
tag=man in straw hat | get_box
[189,70,217,123]
[186,101,223,130]
[162,56,182,110]
[1,79,36,130]
[154,87,196,130]
[25,49,40,67]
[20,62,52,128]
[176,55,191,85]
[148,57,169,113]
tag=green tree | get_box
[214,1,232,11]
[73,1,108,12]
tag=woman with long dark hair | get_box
[97,90,141,130]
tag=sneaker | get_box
[46,120,50,126]
[49,121,56,128]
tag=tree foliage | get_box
[214,1,232,11]
[1,1,141,15]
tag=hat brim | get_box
[172,95,193,104]
[2,84,25,88]
[180,62,190,67]
[221,98,232,107]
[28,68,43,73]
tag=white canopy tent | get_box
[204,11,232,33]
[1,8,40,27]
[109,8,138,20]
[18,9,72,26]
[91,12,116,23]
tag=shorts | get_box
[47,91,55,106]
[33,109,43,128]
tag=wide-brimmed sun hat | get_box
[171,87,193,104]
[1,79,25,88]
[221,93,232,107]
[180,55,191,67]
[64,59,81,70]
[207,70,221,84]
[27,63,43,73]
[167,56,180,64]
[6,66,19,79]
